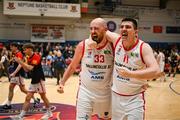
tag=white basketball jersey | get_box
[112,38,147,95]
[80,39,114,96]
[158,52,165,65]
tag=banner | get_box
[81,0,88,13]
[153,25,163,33]
[31,24,65,42]
[4,0,80,18]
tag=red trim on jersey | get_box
[140,42,145,64]
[81,40,85,58]
[110,43,115,57]
[123,39,139,51]
[142,92,146,120]
[114,36,121,49]
[123,55,126,63]
[127,55,129,63]
[112,90,145,96]
[96,40,108,50]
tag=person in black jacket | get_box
[54,51,66,85]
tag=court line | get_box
[1,87,19,105]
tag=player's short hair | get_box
[23,43,35,50]
[121,18,138,29]
[10,42,19,47]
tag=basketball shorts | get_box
[112,91,145,120]
[10,76,24,86]
[28,80,46,93]
[76,87,111,120]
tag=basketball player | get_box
[2,43,40,109]
[11,43,52,120]
[89,18,161,120]
[157,49,166,82]
[57,18,114,119]
[168,49,179,77]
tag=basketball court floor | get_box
[0,74,180,120]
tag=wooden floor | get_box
[0,74,180,120]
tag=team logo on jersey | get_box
[88,51,92,55]
[87,50,92,58]
[32,60,38,65]
[130,52,139,58]
[104,50,111,54]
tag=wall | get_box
[0,1,180,43]
[138,9,180,43]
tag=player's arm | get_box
[156,54,160,65]
[14,57,34,72]
[131,43,161,79]
[58,41,83,93]
[105,30,120,46]
[88,30,120,48]
[118,43,161,80]
[10,64,22,77]
[11,55,23,76]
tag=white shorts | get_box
[76,87,111,120]
[28,80,46,93]
[10,76,24,86]
[112,91,145,120]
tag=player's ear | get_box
[135,29,138,35]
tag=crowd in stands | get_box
[0,42,179,83]
[0,42,81,84]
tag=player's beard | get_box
[92,35,103,44]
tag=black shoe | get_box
[33,98,40,108]
[2,104,12,109]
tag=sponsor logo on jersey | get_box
[89,70,105,80]
[115,61,137,71]
[117,74,130,82]
[88,70,105,75]
[86,64,112,69]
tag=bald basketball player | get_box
[58,18,114,120]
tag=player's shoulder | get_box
[138,39,150,48]
[75,39,87,50]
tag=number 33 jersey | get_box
[80,39,114,96]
